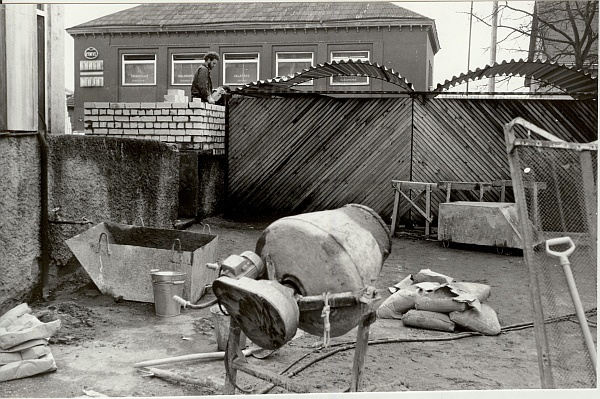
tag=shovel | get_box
[545,237,597,370]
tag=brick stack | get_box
[83,101,226,155]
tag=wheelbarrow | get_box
[66,221,218,303]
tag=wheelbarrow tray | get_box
[66,222,218,303]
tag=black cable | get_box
[255,308,597,393]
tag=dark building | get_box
[67,2,439,131]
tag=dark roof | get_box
[67,2,433,30]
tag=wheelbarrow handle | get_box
[545,237,575,262]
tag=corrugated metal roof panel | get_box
[235,60,414,95]
[434,59,597,98]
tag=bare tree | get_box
[473,1,598,72]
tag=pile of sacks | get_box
[377,269,501,336]
[0,303,61,382]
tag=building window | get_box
[223,53,259,86]
[172,53,204,85]
[330,50,370,85]
[276,52,313,85]
[122,54,156,86]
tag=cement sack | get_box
[412,269,454,284]
[449,304,501,336]
[0,304,32,328]
[389,275,414,293]
[0,345,51,366]
[401,309,455,332]
[414,284,470,313]
[449,282,491,303]
[0,352,57,382]
[415,281,492,313]
[0,339,49,353]
[0,315,61,350]
[414,295,468,313]
[377,285,422,319]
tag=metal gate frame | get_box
[504,117,597,388]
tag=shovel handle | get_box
[134,347,259,368]
[545,237,575,263]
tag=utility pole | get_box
[488,1,498,93]
[467,1,474,93]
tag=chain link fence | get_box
[505,118,597,389]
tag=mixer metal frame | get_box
[221,286,380,394]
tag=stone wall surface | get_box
[45,135,180,291]
[0,136,42,313]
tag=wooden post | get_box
[391,181,436,238]
[579,151,597,256]
[222,318,243,395]
[425,183,431,237]
[390,188,400,236]
[349,312,377,392]
[445,182,452,203]
[532,183,540,229]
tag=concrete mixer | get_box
[210,204,392,393]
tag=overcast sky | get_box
[62,1,534,92]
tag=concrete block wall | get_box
[83,101,226,155]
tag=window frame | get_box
[276,51,314,86]
[222,52,260,86]
[329,50,370,86]
[171,53,205,86]
[122,54,157,86]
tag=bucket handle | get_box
[171,238,182,265]
[202,223,211,234]
[96,232,111,255]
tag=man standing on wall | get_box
[191,51,220,103]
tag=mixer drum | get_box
[255,204,391,337]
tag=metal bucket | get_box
[210,305,247,351]
[151,271,186,317]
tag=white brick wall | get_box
[83,101,226,155]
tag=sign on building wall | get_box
[80,59,104,87]
[84,47,99,59]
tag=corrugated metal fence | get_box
[228,96,597,226]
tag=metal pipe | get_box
[38,130,50,299]
[488,1,498,93]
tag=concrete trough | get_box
[437,201,539,250]
[66,222,218,303]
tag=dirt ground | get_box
[0,215,597,398]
